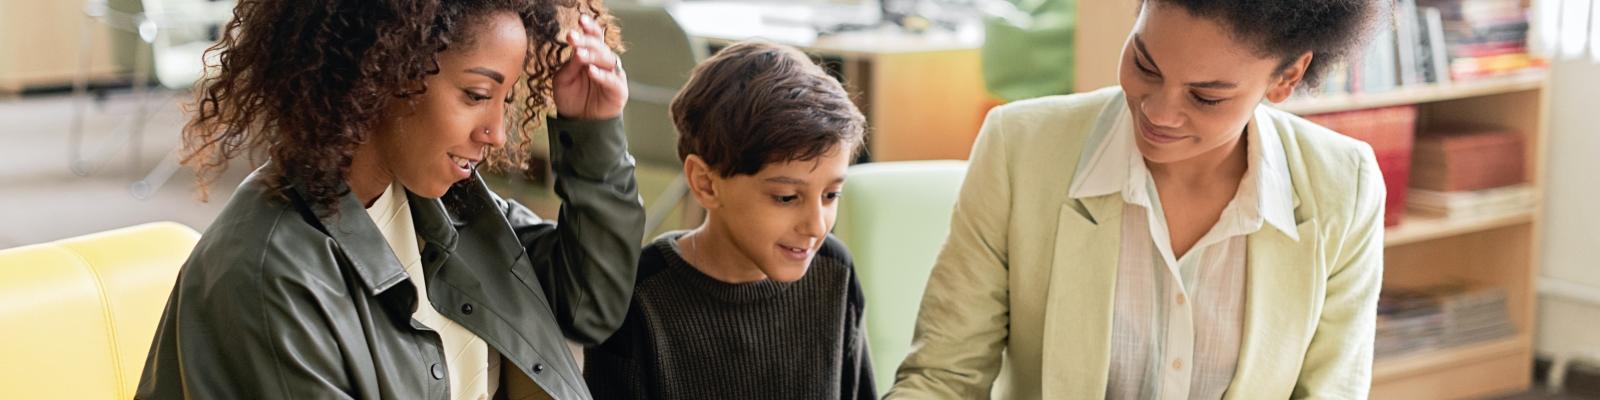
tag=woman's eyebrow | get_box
[467,67,506,84]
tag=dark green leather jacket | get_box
[135,117,644,399]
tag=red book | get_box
[1411,127,1526,191]
[1306,106,1418,227]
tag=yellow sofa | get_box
[0,222,200,399]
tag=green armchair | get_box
[832,160,968,395]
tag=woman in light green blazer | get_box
[889,1,1385,399]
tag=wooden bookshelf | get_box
[1279,71,1548,115]
[1386,208,1537,247]
[1371,335,1536,399]
[1075,3,1549,399]
[1374,334,1529,381]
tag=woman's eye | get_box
[464,90,491,103]
[1192,93,1224,106]
[1134,58,1159,78]
[774,195,800,204]
[824,192,843,201]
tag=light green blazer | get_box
[888,87,1385,399]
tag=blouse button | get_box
[461,303,474,315]
[430,363,444,379]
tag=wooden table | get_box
[673,2,992,161]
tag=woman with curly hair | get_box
[890,0,1386,398]
[135,0,642,398]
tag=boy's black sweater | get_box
[584,232,875,400]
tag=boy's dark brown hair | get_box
[670,41,866,177]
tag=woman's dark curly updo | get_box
[181,0,620,210]
[1147,0,1383,89]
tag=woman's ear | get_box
[683,154,721,210]
[1266,52,1314,103]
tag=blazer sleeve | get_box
[1293,144,1385,399]
[887,106,1015,399]
[499,116,646,346]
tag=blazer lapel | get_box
[1041,194,1123,399]
[1225,218,1322,398]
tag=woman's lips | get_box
[448,154,478,179]
[1138,117,1187,145]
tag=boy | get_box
[584,41,873,399]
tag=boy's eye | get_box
[774,195,800,204]
[824,192,843,200]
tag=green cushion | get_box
[833,160,968,395]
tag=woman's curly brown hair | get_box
[181,0,620,211]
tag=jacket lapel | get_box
[1041,194,1123,399]
[286,166,410,296]
[1226,116,1324,397]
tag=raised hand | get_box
[552,14,628,120]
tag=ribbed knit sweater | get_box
[583,232,875,400]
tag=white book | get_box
[1396,0,1422,86]
[1423,7,1453,85]
[1407,185,1537,217]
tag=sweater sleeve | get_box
[582,245,670,400]
[841,256,877,400]
[582,310,650,400]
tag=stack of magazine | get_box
[1376,283,1517,359]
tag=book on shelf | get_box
[1422,7,1452,85]
[1299,0,1542,99]
[1376,283,1516,359]
[1407,184,1536,218]
[1411,126,1525,192]
[1303,106,1417,227]
[1419,0,1547,80]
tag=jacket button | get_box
[532,363,545,374]
[431,363,444,380]
[461,303,474,315]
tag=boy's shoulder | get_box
[636,232,684,285]
[815,234,854,268]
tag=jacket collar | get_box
[1065,94,1300,240]
[288,165,467,296]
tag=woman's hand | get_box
[553,14,627,120]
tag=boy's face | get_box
[702,144,852,282]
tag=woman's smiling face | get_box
[1118,1,1308,166]
[371,11,527,199]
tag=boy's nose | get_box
[798,203,827,239]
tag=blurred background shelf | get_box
[1387,208,1538,247]
[1376,334,1530,381]
[1280,71,1548,115]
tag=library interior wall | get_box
[1535,57,1600,357]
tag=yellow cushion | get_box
[0,222,199,399]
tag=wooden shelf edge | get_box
[1373,334,1530,383]
[1385,208,1537,247]
[1278,71,1549,115]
